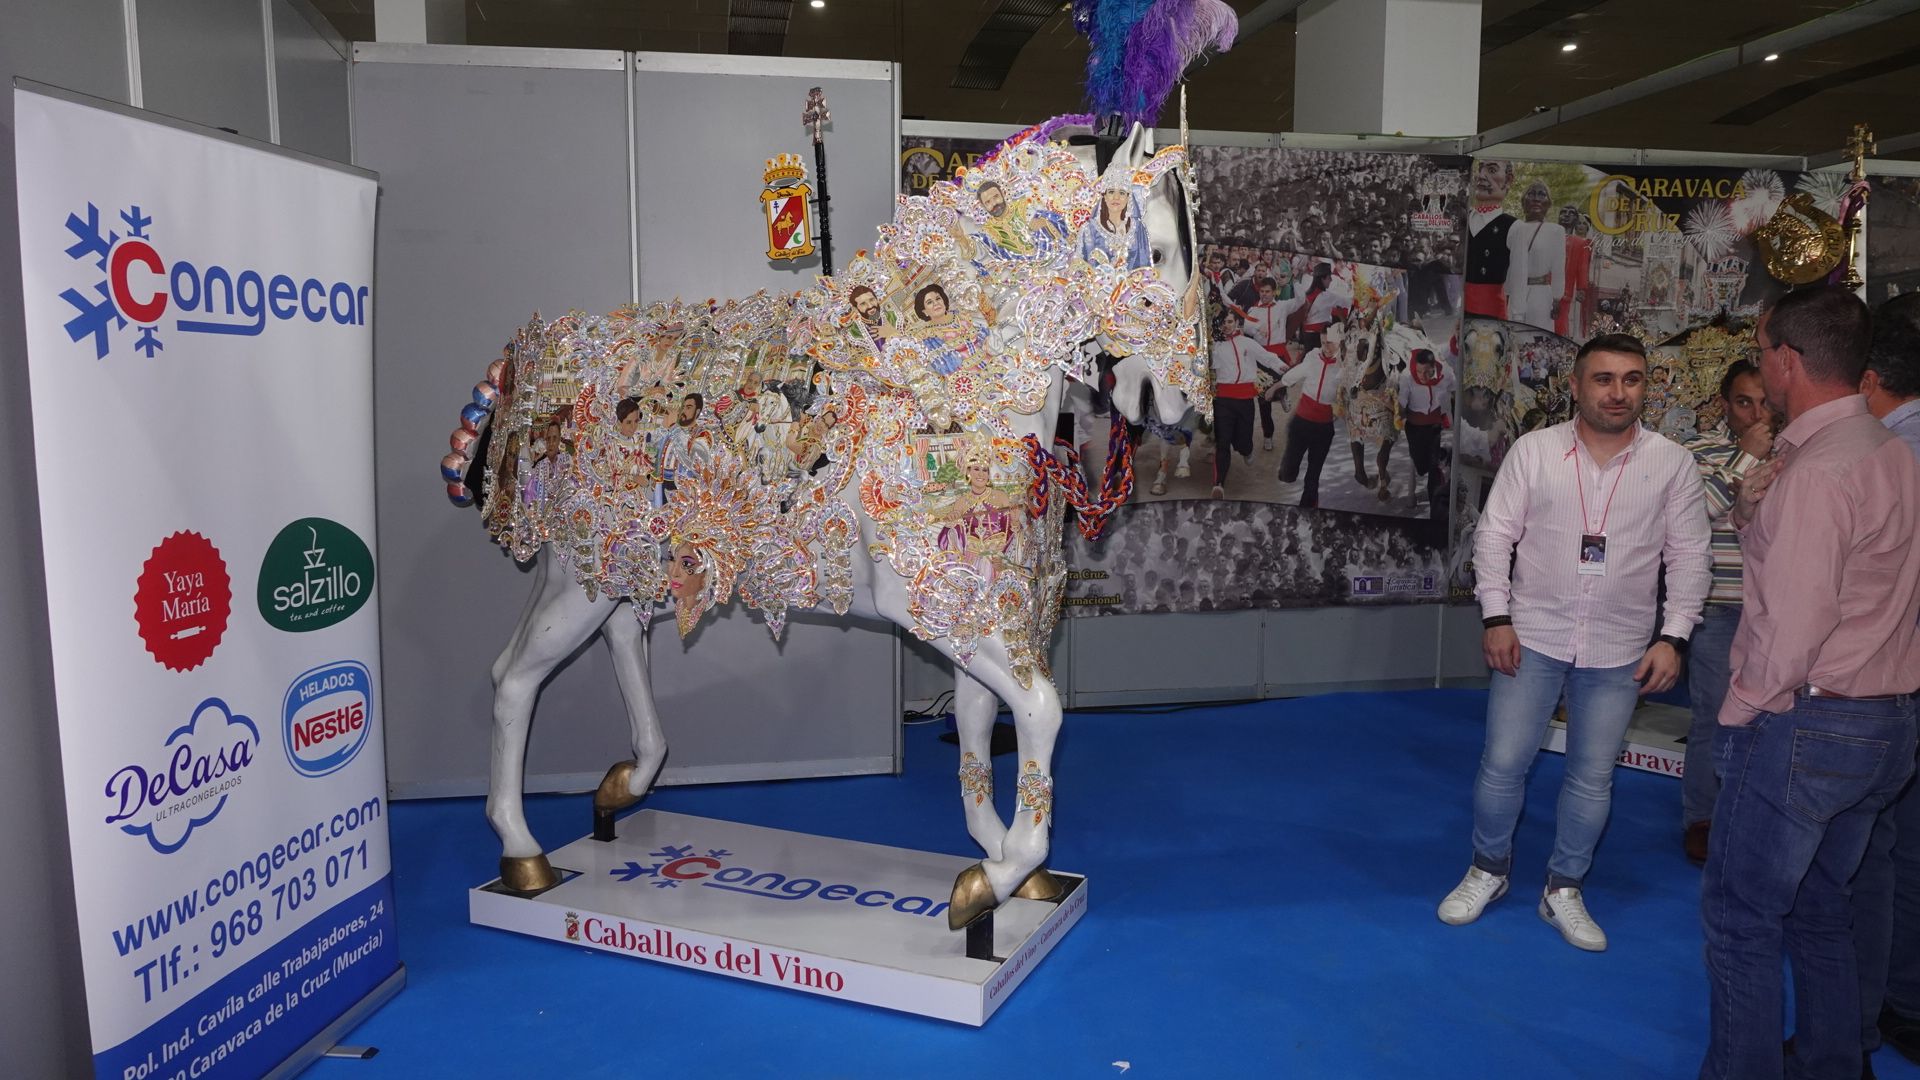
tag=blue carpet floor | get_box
[308,689,1920,1079]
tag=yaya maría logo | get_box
[133,531,232,672]
[55,201,369,359]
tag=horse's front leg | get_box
[594,605,667,839]
[953,666,1008,863]
[486,563,613,892]
[947,643,1066,929]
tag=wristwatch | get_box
[1658,634,1689,654]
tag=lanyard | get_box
[1573,441,1631,535]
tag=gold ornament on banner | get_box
[1754,191,1846,285]
[761,153,816,262]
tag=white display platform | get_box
[469,810,1086,1025]
[1543,702,1688,779]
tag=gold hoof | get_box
[1013,867,1065,902]
[948,863,998,931]
[498,854,560,894]
[593,760,642,814]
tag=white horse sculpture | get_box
[440,121,1208,931]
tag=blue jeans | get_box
[1683,604,1741,827]
[1471,647,1642,890]
[1700,694,1918,1080]
[1853,744,1920,1048]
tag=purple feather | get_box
[1077,0,1238,128]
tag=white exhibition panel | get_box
[351,46,901,798]
[470,811,1086,1025]
[1,7,138,1075]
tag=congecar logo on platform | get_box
[54,201,369,359]
[282,661,374,777]
[104,697,259,854]
[608,843,951,919]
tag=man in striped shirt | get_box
[1678,360,1777,863]
[1439,332,1711,951]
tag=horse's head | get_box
[1070,123,1207,428]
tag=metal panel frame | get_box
[633,51,891,80]
[352,41,626,70]
[14,76,373,179]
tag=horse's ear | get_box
[1121,122,1154,167]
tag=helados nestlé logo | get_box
[257,518,374,632]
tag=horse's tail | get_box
[439,347,514,508]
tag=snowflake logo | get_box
[607,842,733,884]
[59,202,164,359]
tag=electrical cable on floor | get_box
[902,689,954,724]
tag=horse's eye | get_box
[1152,249,1165,264]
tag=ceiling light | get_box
[1561,42,1578,53]
[1764,53,1779,61]
[810,0,824,7]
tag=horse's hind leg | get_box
[954,666,1009,863]
[486,564,612,892]
[594,607,668,839]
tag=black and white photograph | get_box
[1197,145,1470,271]
[1061,499,1449,616]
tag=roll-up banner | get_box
[14,83,400,1079]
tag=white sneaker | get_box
[1539,887,1607,951]
[1263,438,1275,451]
[1437,867,1508,926]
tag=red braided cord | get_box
[1023,409,1135,541]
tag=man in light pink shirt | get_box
[1438,333,1710,952]
[1700,286,1920,1080]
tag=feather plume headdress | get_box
[1072,0,1238,129]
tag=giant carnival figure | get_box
[435,2,1238,932]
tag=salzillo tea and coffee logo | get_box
[258,517,374,632]
[282,661,374,777]
[54,202,369,359]
[104,697,259,854]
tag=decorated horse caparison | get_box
[439,5,1237,930]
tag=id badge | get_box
[1578,532,1608,576]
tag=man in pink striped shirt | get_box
[1438,333,1710,951]
[1700,286,1920,1080]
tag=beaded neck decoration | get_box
[440,119,1203,682]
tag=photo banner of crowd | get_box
[905,137,1475,614]
[1447,158,1843,598]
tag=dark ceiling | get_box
[310,0,1920,159]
